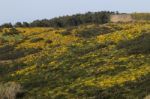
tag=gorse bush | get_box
[61,30,72,36]
[74,25,117,38]
[0,38,7,44]
[75,28,100,38]
[2,28,20,36]
[30,37,44,43]
[60,27,79,36]
[0,22,150,99]
[0,44,41,60]
[45,39,53,44]
[117,33,150,54]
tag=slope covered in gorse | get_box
[0,22,150,99]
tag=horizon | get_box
[0,0,150,24]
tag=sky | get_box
[0,0,150,24]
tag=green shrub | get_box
[61,28,74,36]
[2,28,20,36]
[0,46,41,60]
[61,31,71,36]
[30,37,44,43]
[117,33,150,54]
[75,28,99,38]
[1,35,23,43]
[45,39,53,44]
[75,26,113,38]
[0,38,7,44]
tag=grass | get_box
[0,82,23,99]
[0,22,150,99]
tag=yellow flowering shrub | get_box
[0,22,150,99]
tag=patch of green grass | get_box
[30,37,44,43]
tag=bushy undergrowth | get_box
[0,22,150,99]
[75,25,116,38]
[117,33,150,54]
[30,37,44,43]
[2,28,20,36]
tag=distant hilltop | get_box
[111,13,150,23]
[110,14,133,22]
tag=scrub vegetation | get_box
[0,13,150,99]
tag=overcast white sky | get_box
[0,0,150,24]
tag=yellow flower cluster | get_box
[84,64,150,89]
[11,65,36,76]
[97,23,150,44]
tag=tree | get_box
[1,23,13,28]
[22,22,29,27]
[14,22,23,27]
[0,11,116,28]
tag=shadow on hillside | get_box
[16,64,150,99]
[0,44,14,55]
[98,73,150,99]
[72,73,150,99]
[37,69,150,99]
[117,33,150,54]
[0,61,27,78]
[0,44,41,60]
[75,26,115,38]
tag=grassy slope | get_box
[0,22,150,99]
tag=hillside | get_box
[0,22,150,99]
